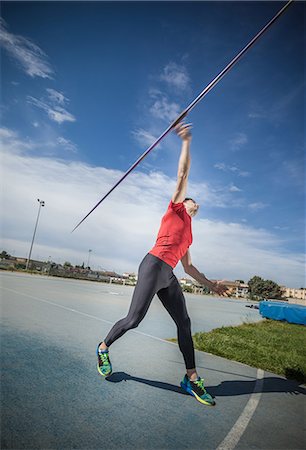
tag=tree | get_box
[248,275,283,300]
[262,279,284,300]
[63,261,72,268]
[248,276,265,299]
[0,250,11,260]
[182,285,193,293]
[202,286,211,294]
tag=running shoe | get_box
[97,343,112,377]
[180,374,215,406]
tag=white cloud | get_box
[27,95,76,124]
[131,129,158,148]
[0,126,35,152]
[248,202,268,211]
[238,170,249,177]
[229,132,248,151]
[191,219,304,288]
[150,96,180,121]
[47,88,68,106]
[214,162,250,177]
[148,78,181,122]
[0,18,53,79]
[229,183,242,193]
[274,225,289,231]
[48,107,75,124]
[0,126,75,156]
[148,88,163,99]
[57,137,77,153]
[0,127,17,139]
[1,128,304,288]
[160,62,190,90]
[133,62,188,139]
[186,181,237,209]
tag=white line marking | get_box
[1,287,176,345]
[216,368,264,450]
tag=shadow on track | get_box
[106,372,306,397]
[208,377,306,397]
[106,372,189,395]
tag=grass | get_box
[169,319,306,383]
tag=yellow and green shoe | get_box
[180,374,215,406]
[97,343,112,377]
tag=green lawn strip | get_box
[168,319,306,383]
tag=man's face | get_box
[184,199,199,217]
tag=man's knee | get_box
[126,315,142,330]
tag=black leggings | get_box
[104,253,195,369]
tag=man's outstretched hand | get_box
[212,281,230,297]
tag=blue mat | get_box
[259,301,306,325]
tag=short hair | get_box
[184,197,196,203]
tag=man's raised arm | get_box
[172,123,192,204]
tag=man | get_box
[97,122,228,406]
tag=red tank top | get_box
[149,200,193,269]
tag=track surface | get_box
[1,272,305,449]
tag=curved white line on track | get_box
[216,368,264,450]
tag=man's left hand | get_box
[212,281,230,297]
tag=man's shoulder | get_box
[165,200,187,219]
[169,199,184,208]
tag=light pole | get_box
[26,199,45,271]
[47,255,52,276]
[87,249,92,269]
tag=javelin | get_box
[72,0,293,232]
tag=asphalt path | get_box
[1,272,305,450]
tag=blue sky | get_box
[1,1,305,287]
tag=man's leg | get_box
[157,278,215,405]
[97,255,162,376]
[157,276,197,379]
[101,254,161,348]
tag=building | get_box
[235,283,249,298]
[122,272,138,284]
[283,287,306,306]
[179,278,194,287]
[192,284,205,295]
[216,280,249,298]
[178,278,248,297]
